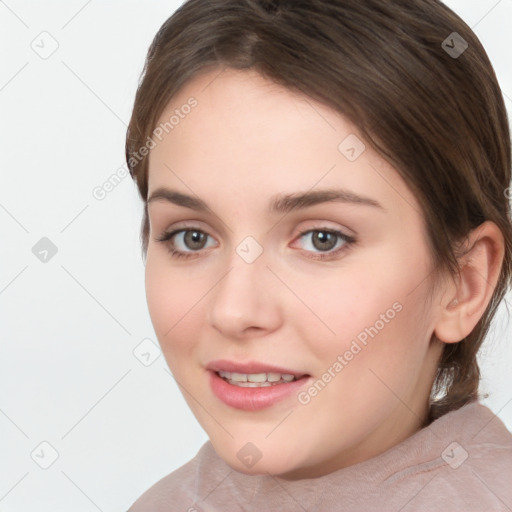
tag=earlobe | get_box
[433,221,504,345]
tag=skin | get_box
[144,67,505,480]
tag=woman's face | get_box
[144,67,446,479]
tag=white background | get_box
[1,1,511,510]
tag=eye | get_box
[155,228,217,259]
[293,228,356,260]
[155,226,356,261]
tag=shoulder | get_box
[437,402,512,507]
[387,401,512,511]
[127,441,217,512]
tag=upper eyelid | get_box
[158,217,352,234]
[148,204,358,235]
[164,223,349,239]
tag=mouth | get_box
[206,360,312,411]
[206,359,309,386]
[215,370,308,387]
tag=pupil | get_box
[186,231,205,249]
[314,231,336,251]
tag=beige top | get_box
[128,401,512,511]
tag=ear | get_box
[434,221,505,344]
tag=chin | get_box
[214,441,304,478]
[227,458,296,478]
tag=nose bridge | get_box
[208,236,281,335]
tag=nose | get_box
[207,249,283,339]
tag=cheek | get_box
[290,267,393,349]
[299,257,430,371]
[144,256,204,360]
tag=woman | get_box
[126,0,512,509]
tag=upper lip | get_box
[206,359,308,377]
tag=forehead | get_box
[152,67,342,157]
[147,67,422,223]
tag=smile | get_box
[217,371,300,387]
[209,370,311,411]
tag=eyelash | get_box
[155,226,356,261]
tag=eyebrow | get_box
[147,187,385,214]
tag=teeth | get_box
[248,373,267,383]
[217,370,300,386]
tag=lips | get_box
[206,359,308,378]
[208,369,311,411]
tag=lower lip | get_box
[209,371,311,411]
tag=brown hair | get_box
[125,0,512,422]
